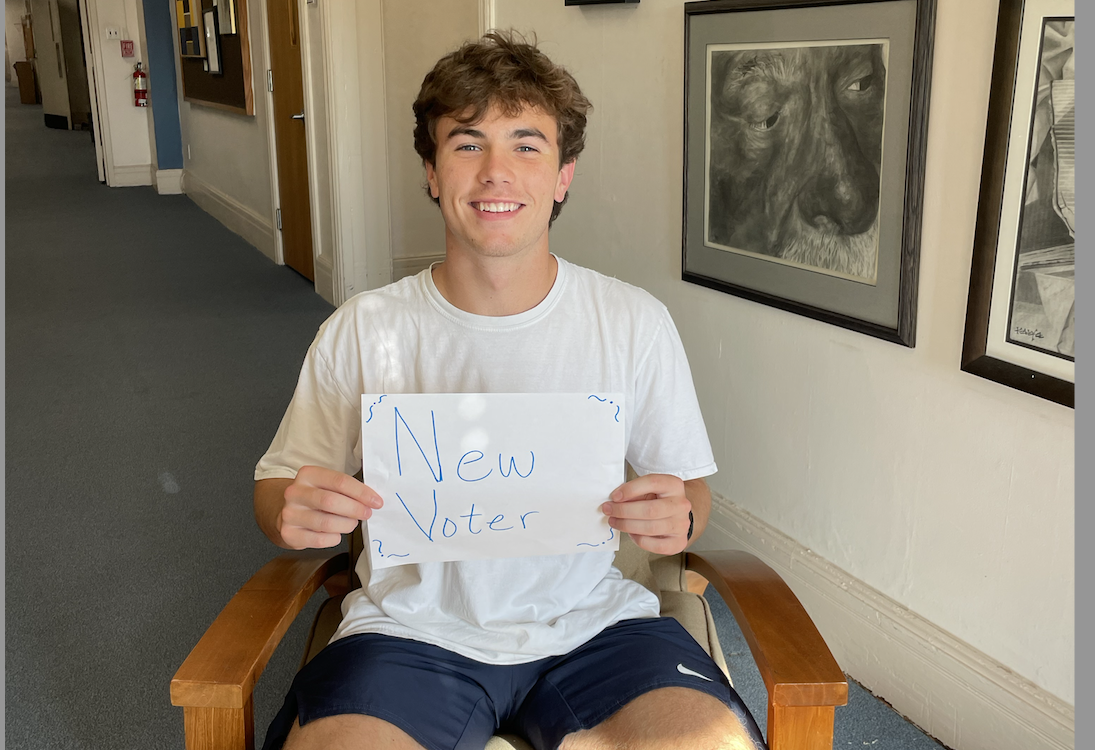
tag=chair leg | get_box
[766,704,835,750]
[182,695,256,750]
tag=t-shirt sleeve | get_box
[254,331,362,481]
[626,306,717,481]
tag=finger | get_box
[608,516,689,538]
[286,485,376,520]
[280,526,345,551]
[283,506,364,537]
[628,532,687,556]
[603,497,670,520]
[296,466,383,509]
[610,473,684,502]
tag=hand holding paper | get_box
[602,473,692,556]
[361,393,625,568]
[276,466,383,549]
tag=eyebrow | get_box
[446,125,550,143]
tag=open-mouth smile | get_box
[472,201,523,214]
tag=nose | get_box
[478,148,515,186]
[796,108,879,235]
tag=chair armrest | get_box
[686,550,848,709]
[171,550,349,710]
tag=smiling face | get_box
[425,105,576,262]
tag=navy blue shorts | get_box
[261,617,766,750]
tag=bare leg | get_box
[559,687,762,750]
[282,713,427,750]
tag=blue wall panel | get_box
[142,0,184,170]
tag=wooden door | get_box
[267,0,315,281]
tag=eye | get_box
[516,145,538,152]
[456,143,481,152]
[847,74,874,92]
[749,111,780,132]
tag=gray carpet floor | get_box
[5,85,946,749]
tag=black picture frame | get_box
[682,0,936,346]
[961,0,1074,408]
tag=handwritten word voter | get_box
[252,31,767,750]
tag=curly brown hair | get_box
[413,30,592,225]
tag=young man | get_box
[253,32,767,750]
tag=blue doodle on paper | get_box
[577,526,615,548]
[587,394,621,423]
[364,395,387,424]
[372,538,408,559]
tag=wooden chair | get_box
[172,530,847,750]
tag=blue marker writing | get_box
[394,407,443,482]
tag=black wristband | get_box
[686,510,694,541]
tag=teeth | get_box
[476,202,520,213]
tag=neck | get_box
[432,247,558,317]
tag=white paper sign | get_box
[361,393,625,568]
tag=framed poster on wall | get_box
[681,0,936,346]
[961,0,1074,407]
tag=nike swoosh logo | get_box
[677,663,714,682]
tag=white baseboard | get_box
[392,253,444,281]
[183,171,276,261]
[155,169,184,195]
[698,498,1075,750]
[109,163,153,187]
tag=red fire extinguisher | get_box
[133,62,148,107]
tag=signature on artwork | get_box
[1013,326,1045,340]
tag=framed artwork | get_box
[176,0,207,58]
[203,8,222,74]
[216,0,238,35]
[682,0,936,346]
[961,0,1074,407]
[176,0,255,115]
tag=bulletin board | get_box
[177,0,254,115]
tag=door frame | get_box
[257,0,285,271]
[77,0,107,182]
[293,0,391,306]
[261,0,395,305]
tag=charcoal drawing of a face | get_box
[706,44,887,281]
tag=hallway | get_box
[5,86,335,748]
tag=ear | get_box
[554,160,577,203]
[425,160,440,199]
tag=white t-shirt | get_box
[255,256,717,665]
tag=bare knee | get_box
[560,687,759,750]
[282,713,425,750]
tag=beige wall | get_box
[382,0,479,273]
[492,0,1074,710]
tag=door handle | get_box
[291,112,305,121]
